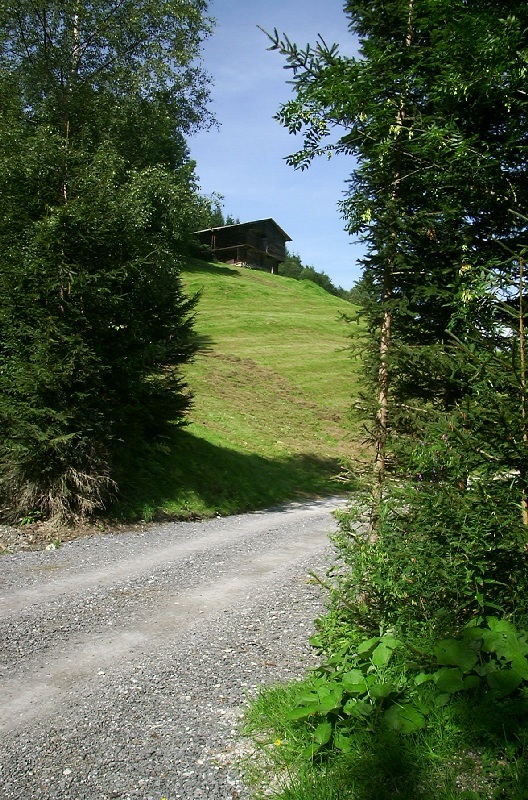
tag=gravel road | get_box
[0,496,346,800]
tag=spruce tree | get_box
[266,1,528,636]
[0,1,213,521]
[266,0,528,523]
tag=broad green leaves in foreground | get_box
[287,618,528,757]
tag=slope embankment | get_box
[113,261,364,520]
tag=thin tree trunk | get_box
[62,9,80,204]
[369,0,414,536]
[518,257,528,529]
[371,277,392,530]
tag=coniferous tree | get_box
[264,1,528,644]
[279,250,344,296]
[0,0,213,521]
[279,251,304,279]
[266,0,528,525]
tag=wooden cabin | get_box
[195,218,292,274]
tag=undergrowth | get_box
[242,478,528,799]
[243,619,528,799]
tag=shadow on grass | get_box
[184,259,242,278]
[191,332,216,352]
[112,427,348,521]
[308,732,434,800]
[450,693,528,799]
[322,696,528,800]
[265,729,434,800]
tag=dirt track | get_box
[0,497,345,799]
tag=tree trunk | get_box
[62,8,80,204]
[369,0,414,536]
[518,257,528,530]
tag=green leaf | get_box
[381,636,401,649]
[297,692,319,704]
[343,698,375,718]
[486,617,517,634]
[369,682,396,699]
[286,705,320,720]
[357,636,380,656]
[384,704,426,734]
[434,693,451,708]
[434,638,479,672]
[316,698,341,715]
[480,630,506,654]
[434,667,466,693]
[334,730,353,753]
[316,687,343,714]
[482,629,528,662]
[371,638,400,668]
[474,662,496,677]
[314,721,333,745]
[462,675,481,690]
[487,669,523,697]
[511,656,528,679]
[415,672,434,686]
[286,684,343,719]
[341,670,368,695]
[414,697,432,715]
[303,741,323,758]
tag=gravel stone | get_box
[0,497,346,799]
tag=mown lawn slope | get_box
[117,260,365,520]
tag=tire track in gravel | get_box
[0,496,346,800]
[1,521,335,732]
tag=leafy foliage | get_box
[324,478,528,642]
[279,249,348,298]
[245,2,528,797]
[0,1,212,521]
[291,618,528,760]
[266,0,528,501]
[245,620,528,799]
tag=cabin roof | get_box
[196,217,292,242]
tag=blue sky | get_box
[189,0,364,290]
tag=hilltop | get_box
[116,260,365,520]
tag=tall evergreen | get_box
[0,1,213,521]
[266,0,528,522]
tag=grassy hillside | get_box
[116,260,365,520]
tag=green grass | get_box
[242,681,528,800]
[114,260,366,520]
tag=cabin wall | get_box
[196,220,289,273]
[260,219,287,262]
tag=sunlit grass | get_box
[182,262,363,461]
[114,260,366,520]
